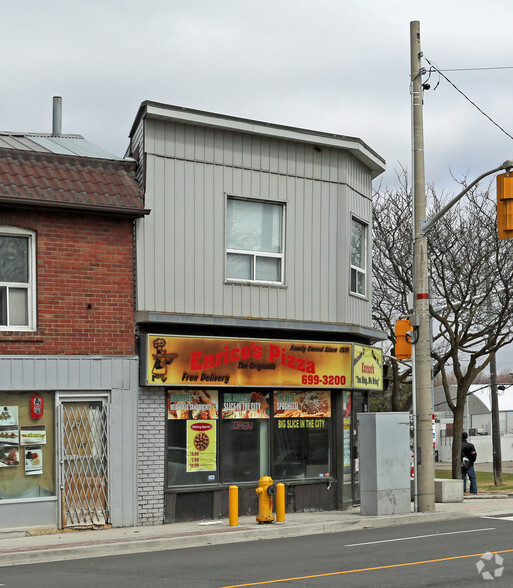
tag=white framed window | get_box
[226,197,284,284]
[0,227,36,330]
[350,218,367,297]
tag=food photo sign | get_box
[186,421,216,472]
[24,447,43,475]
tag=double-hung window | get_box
[0,228,36,330]
[226,197,284,284]
[350,218,367,297]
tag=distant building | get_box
[434,384,513,462]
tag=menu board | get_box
[186,421,216,472]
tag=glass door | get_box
[351,391,368,505]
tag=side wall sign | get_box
[353,344,383,389]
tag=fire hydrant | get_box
[255,476,276,523]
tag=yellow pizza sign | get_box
[353,345,383,389]
[186,420,216,472]
[145,335,353,388]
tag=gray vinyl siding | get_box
[136,118,375,328]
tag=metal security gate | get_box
[58,397,110,529]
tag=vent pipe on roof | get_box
[52,96,62,136]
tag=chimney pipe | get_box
[52,96,62,136]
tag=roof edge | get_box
[130,101,386,178]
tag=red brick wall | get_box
[0,209,136,355]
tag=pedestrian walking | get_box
[461,431,477,494]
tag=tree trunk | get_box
[451,404,465,479]
[490,352,503,485]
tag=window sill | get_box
[165,477,335,492]
[349,291,369,301]
[225,280,286,289]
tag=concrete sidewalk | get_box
[1,494,513,567]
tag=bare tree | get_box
[372,169,413,411]
[373,172,513,478]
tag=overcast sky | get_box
[3,1,513,371]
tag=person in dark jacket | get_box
[461,431,477,494]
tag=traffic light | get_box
[497,173,513,240]
[394,319,412,359]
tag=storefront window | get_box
[166,389,333,487]
[220,419,269,482]
[167,390,219,487]
[220,391,269,483]
[0,391,55,499]
[272,391,331,480]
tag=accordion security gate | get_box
[58,398,110,529]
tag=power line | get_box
[436,66,513,72]
[424,57,513,142]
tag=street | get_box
[2,516,513,587]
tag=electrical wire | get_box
[424,57,513,142]
[437,66,513,72]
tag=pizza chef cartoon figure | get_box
[151,338,178,382]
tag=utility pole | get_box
[410,20,435,512]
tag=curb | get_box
[0,510,471,568]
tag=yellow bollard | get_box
[229,485,238,527]
[276,483,285,522]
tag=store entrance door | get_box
[57,396,110,529]
[351,391,367,505]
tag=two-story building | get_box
[0,123,146,531]
[128,102,386,524]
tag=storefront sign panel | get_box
[168,390,218,419]
[353,345,383,389]
[222,392,270,419]
[146,335,352,388]
[273,391,331,418]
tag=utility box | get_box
[358,412,411,516]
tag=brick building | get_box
[0,134,146,531]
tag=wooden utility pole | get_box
[410,20,435,512]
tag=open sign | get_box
[232,421,254,431]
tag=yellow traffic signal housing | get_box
[394,319,412,359]
[497,173,513,240]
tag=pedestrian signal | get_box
[394,319,412,359]
[497,173,513,240]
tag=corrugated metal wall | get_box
[0,356,137,391]
[136,118,373,328]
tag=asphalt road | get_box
[2,516,513,587]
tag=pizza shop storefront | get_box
[141,334,383,523]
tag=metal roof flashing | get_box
[0,132,123,161]
[130,102,386,178]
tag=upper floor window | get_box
[350,218,367,297]
[0,228,36,330]
[226,198,284,284]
